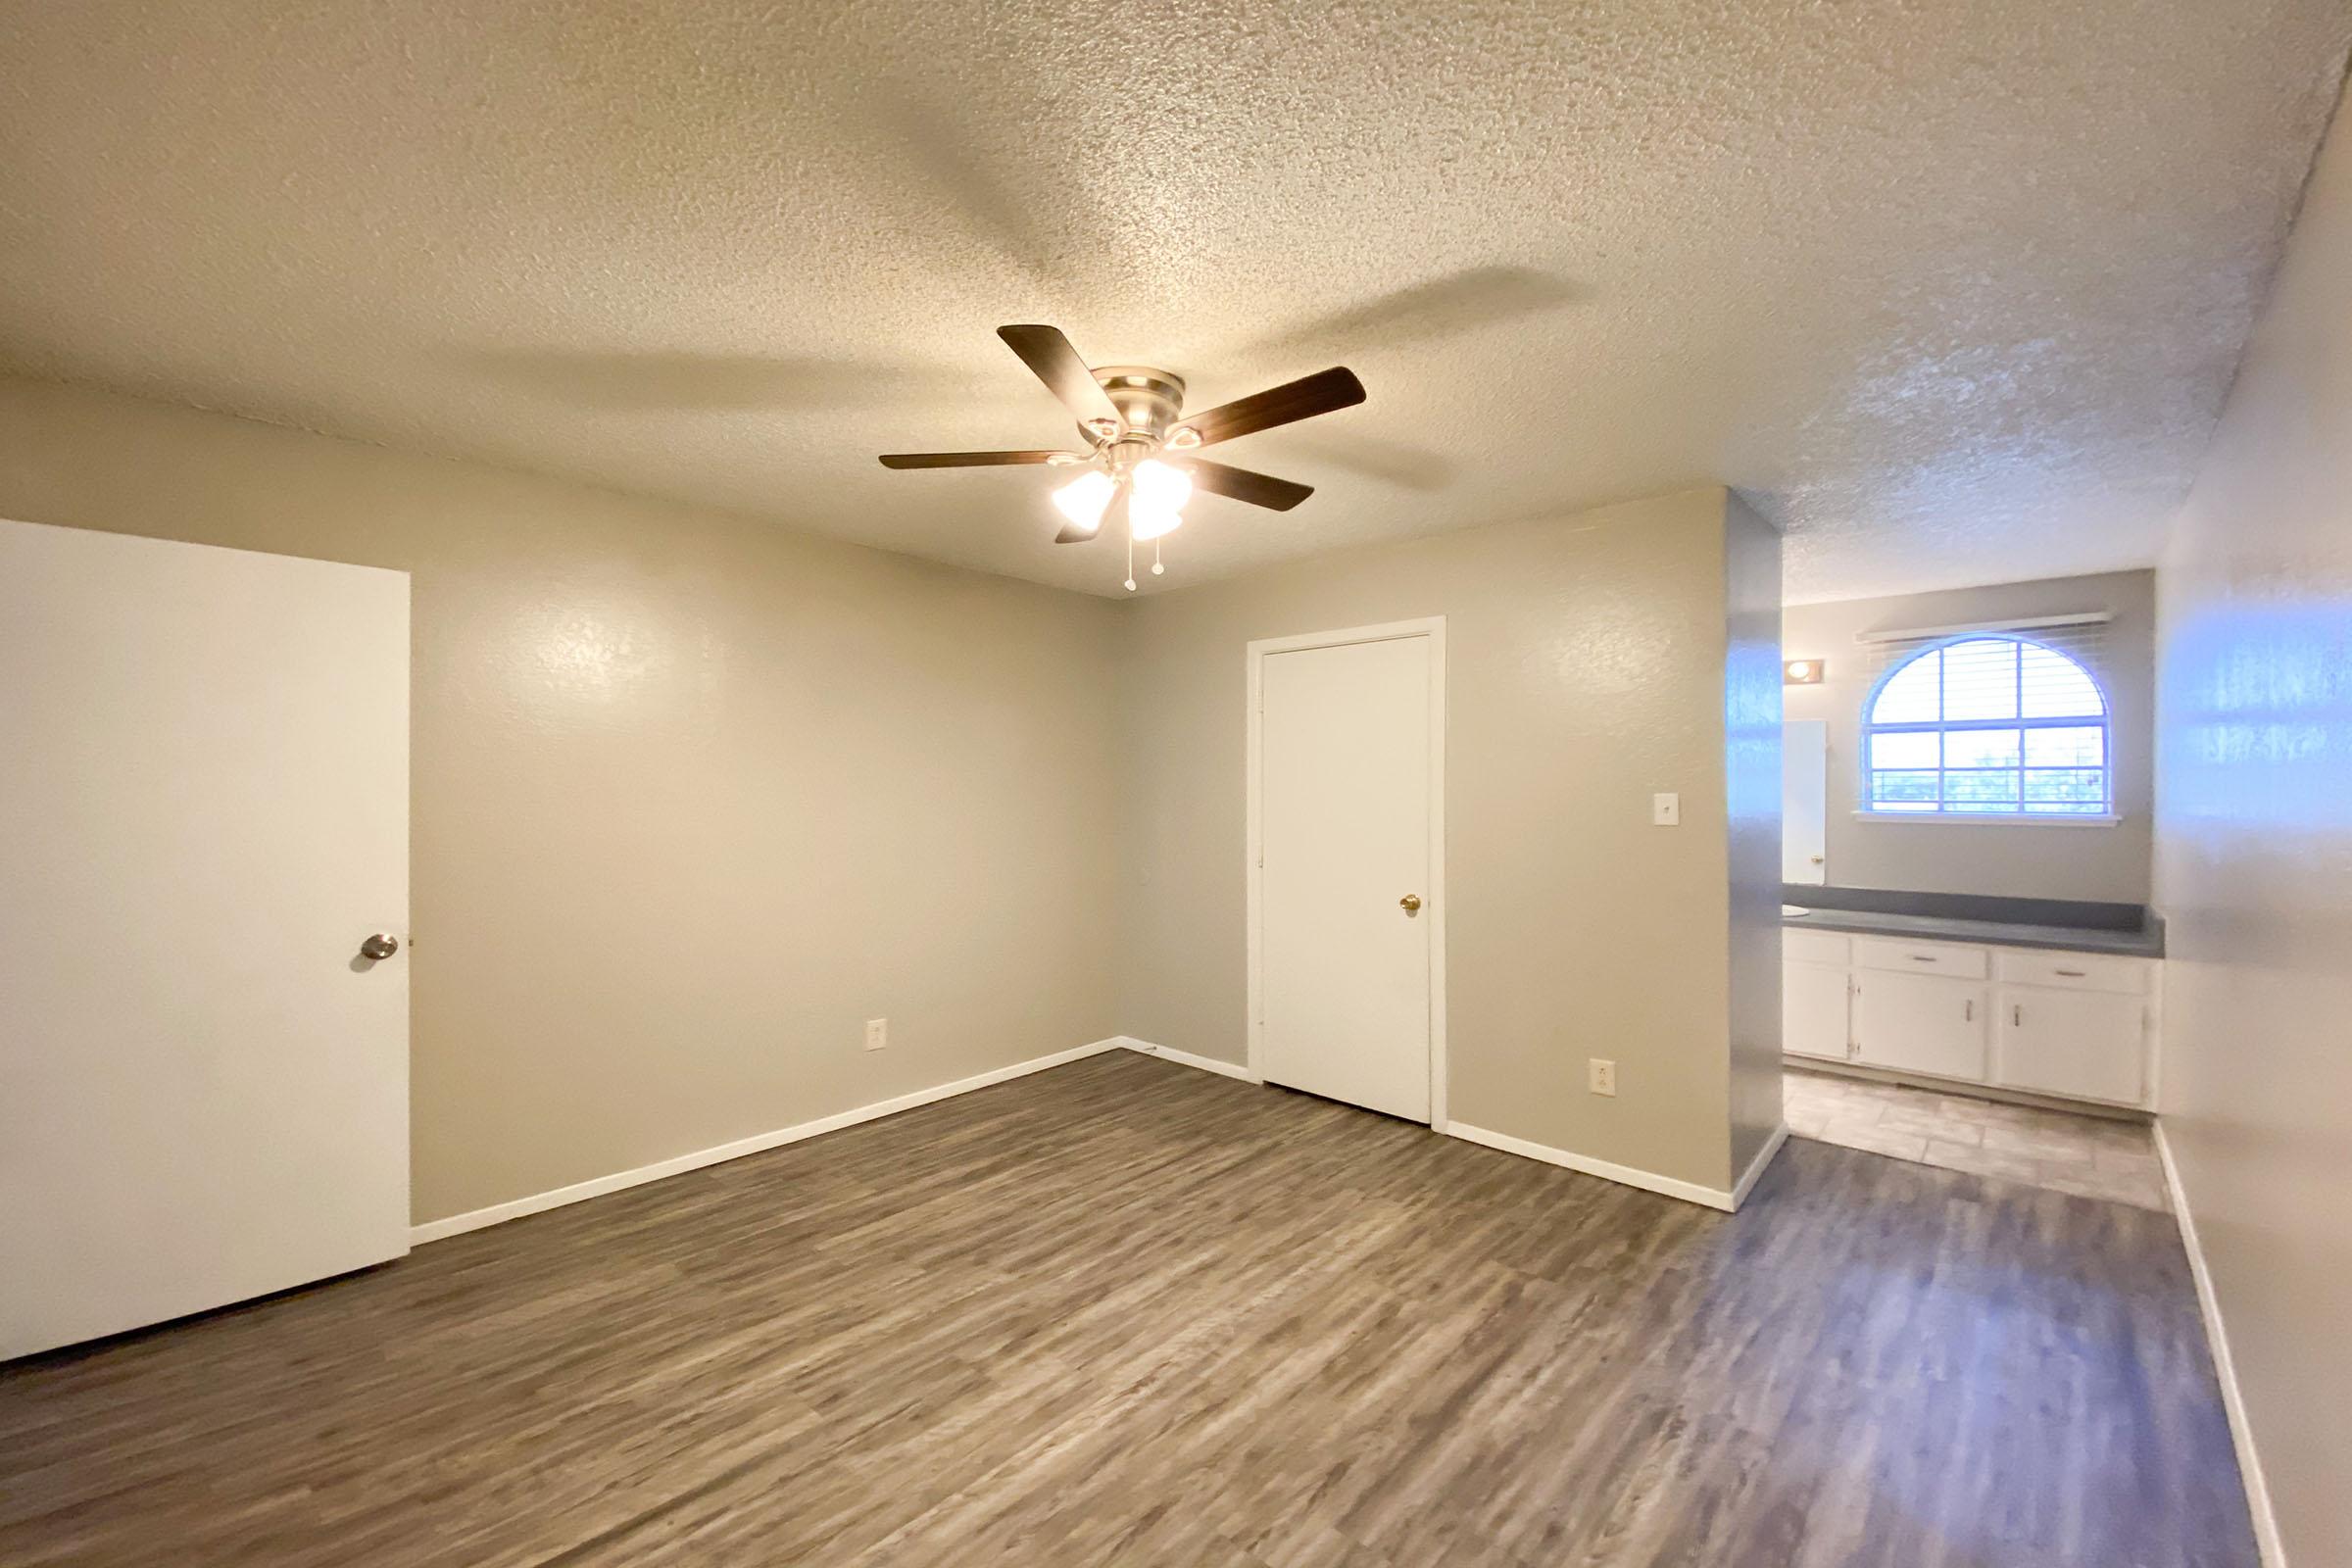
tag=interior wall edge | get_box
[2153,1122,2286,1568]
[2147,69,2352,1565]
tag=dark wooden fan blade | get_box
[1175,459,1313,512]
[1181,367,1365,447]
[878,450,1065,468]
[997,325,1121,425]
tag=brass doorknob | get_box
[1399,895,1422,912]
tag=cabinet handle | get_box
[2012,1004,2023,1026]
[2054,968,2086,978]
[1965,999,1974,1022]
[1909,955,1938,963]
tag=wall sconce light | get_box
[1784,659,1826,685]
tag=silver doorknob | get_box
[1399,895,1422,913]
[358,933,401,961]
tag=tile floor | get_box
[1784,1066,2170,1211]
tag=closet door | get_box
[2,519,411,1359]
[1255,630,1435,1122]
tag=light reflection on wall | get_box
[511,595,674,712]
[2160,598,2352,833]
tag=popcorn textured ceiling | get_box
[1,1,2345,600]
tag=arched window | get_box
[1863,636,2110,815]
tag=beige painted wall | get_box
[1117,489,1777,1193]
[1782,569,2155,903]
[0,375,1123,1226]
[3,375,1780,1218]
[2153,88,2352,1567]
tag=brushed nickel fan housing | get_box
[1087,366,1188,446]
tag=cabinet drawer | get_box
[1853,936,1989,980]
[1992,949,2150,995]
[1784,930,1850,967]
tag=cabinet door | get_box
[1995,987,2147,1104]
[1854,971,1988,1081]
[1783,962,1850,1061]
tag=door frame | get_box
[1245,616,1448,1130]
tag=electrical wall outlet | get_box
[1589,1058,1617,1097]
[1651,793,1680,826]
[863,1017,888,1052]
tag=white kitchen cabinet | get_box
[1784,962,1851,1062]
[1784,928,2159,1109]
[1852,969,1990,1082]
[1995,987,2149,1104]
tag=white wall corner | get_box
[1730,1122,1790,1209]
[410,1037,1127,1246]
[1118,1036,1264,1084]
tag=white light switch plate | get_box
[863,1018,888,1052]
[1651,793,1680,826]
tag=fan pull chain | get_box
[1152,537,1164,575]
[1124,530,1137,593]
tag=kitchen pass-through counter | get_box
[1781,887,2163,1110]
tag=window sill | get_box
[1851,811,2121,827]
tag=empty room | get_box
[4,4,2348,1564]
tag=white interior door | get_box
[1,519,411,1360]
[1783,718,1828,884]
[1255,629,1436,1122]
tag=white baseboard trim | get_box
[1116,1037,1263,1083]
[1730,1122,1790,1209]
[1445,1122,1738,1211]
[2154,1120,2285,1568]
[1122,1040,1770,1211]
[409,1038,1127,1246]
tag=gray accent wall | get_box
[1782,569,2155,902]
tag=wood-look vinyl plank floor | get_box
[0,1051,2255,1567]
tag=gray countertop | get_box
[1782,906,2165,957]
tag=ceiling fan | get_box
[879,325,1365,587]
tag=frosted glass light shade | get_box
[1129,501,1185,541]
[1052,470,1114,532]
[1132,459,1193,512]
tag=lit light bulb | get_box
[1051,470,1114,534]
[1132,459,1192,512]
[1129,501,1184,541]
